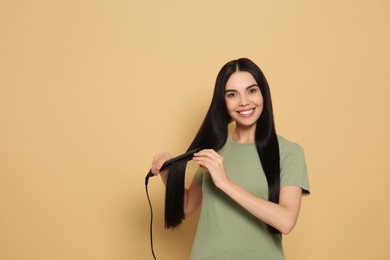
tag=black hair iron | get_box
[144,148,201,259]
[145,148,201,185]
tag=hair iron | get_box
[145,147,201,185]
[144,147,201,259]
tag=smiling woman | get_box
[150,58,310,260]
[224,72,264,135]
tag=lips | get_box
[237,108,255,117]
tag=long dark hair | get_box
[165,58,280,234]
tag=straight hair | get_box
[165,58,280,234]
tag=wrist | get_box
[216,178,232,192]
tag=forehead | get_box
[225,71,257,90]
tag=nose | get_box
[239,94,249,107]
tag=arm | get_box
[220,183,301,234]
[184,178,202,216]
[151,152,203,216]
[193,149,302,235]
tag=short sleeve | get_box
[280,144,310,195]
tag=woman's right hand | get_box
[151,152,173,176]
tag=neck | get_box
[232,125,256,144]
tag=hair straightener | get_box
[144,147,201,259]
[145,147,201,185]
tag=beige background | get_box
[1,0,389,259]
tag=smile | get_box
[237,109,255,117]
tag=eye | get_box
[248,87,258,94]
[225,92,237,98]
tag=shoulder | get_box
[277,135,304,157]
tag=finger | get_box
[151,153,166,174]
[152,152,174,175]
[194,149,222,160]
[193,156,220,169]
[194,152,224,165]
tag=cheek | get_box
[224,99,235,112]
[255,94,264,107]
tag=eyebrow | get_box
[225,84,259,93]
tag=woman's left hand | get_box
[193,149,229,188]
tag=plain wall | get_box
[1,0,389,259]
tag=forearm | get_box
[218,180,302,234]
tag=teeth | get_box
[239,109,254,115]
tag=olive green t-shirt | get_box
[190,136,310,260]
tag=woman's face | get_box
[224,71,263,129]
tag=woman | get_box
[151,58,310,260]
